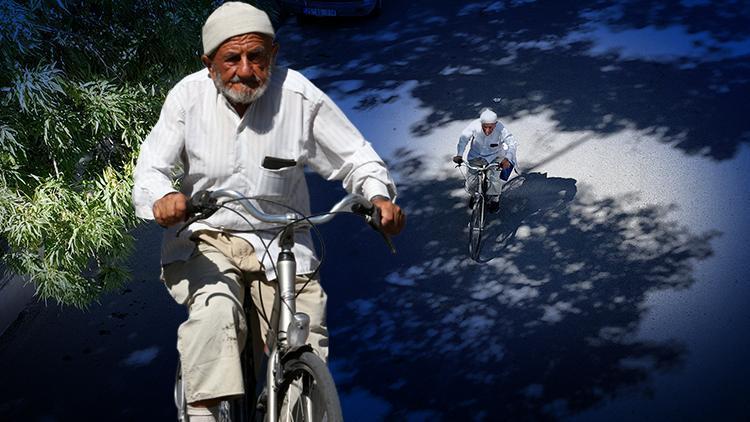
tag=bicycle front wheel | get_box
[277,351,343,422]
[468,196,485,260]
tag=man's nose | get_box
[237,57,255,79]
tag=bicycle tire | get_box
[276,351,343,422]
[468,195,485,260]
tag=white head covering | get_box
[202,2,275,56]
[480,109,498,124]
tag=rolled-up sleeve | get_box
[501,126,518,165]
[132,88,186,219]
[306,92,397,201]
[457,124,474,156]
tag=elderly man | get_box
[453,109,518,213]
[132,3,405,420]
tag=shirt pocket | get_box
[255,166,296,199]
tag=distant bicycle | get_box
[457,161,501,261]
[174,189,394,422]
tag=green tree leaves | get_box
[0,0,286,307]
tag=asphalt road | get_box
[2,1,749,421]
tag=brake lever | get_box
[176,191,219,237]
[351,203,397,254]
[369,205,397,254]
[176,214,202,237]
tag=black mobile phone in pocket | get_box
[262,156,297,170]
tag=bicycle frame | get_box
[459,162,501,261]
[265,225,305,422]
[206,190,372,422]
[462,161,501,199]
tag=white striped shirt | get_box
[457,119,518,165]
[132,67,396,279]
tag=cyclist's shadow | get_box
[476,172,577,263]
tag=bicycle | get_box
[458,161,508,261]
[173,189,393,422]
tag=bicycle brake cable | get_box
[212,203,278,328]
[198,196,378,322]
[179,198,279,329]
[215,197,330,320]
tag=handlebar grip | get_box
[186,190,213,217]
[370,204,383,231]
[176,191,217,237]
[185,198,195,217]
[351,203,397,254]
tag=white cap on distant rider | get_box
[480,109,498,124]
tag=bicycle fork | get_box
[265,228,311,422]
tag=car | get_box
[279,0,383,18]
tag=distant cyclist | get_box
[453,109,518,213]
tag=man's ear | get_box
[201,54,214,78]
[271,42,280,64]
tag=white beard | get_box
[212,67,272,105]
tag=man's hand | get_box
[371,196,406,235]
[452,155,463,164]
[500,158,511,169]
[153,192,189,227]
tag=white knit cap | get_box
[480,109,498,124]
[202,2,275,56]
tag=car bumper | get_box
[281,1,378,17]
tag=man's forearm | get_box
[456,137,469,156]
[132,150,179,220]
[344,161,396,201]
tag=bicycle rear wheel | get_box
[277,351,342,422]
[468,195,485,260]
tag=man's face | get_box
[482,122,496,136]
[202,33,278,105]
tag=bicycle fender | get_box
[280,344,315,365]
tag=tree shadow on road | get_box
[312,150,719,420]
[279,0,750,160]
[470,171,579,262]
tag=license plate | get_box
[303,7,336,16]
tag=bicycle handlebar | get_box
[458,162,502,172]
[209,189,373,225]
[179,189,396,253]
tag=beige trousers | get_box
[161,231,328,404]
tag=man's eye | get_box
[248,53,265,64]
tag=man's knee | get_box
[186,292,247,340]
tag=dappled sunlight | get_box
[318,152,718,420]
[278,0,750,160]
[121,346,160,367]
[1,1,747,420]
